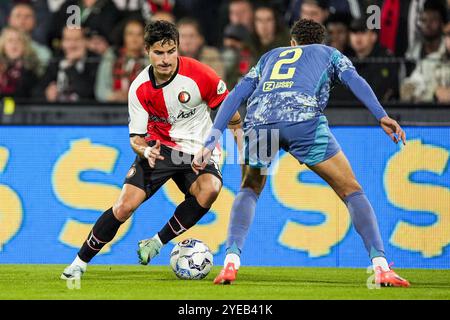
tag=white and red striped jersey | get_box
[128,56,228,160]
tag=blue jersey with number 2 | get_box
[244,44,355,129]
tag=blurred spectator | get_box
[380,0,420,58]
[86,29,111,56]
[228,0,254,33]
[222,24,254,89]
[436,22,450,102]
[113,0,142,11]
[150,10,176,23]
[380,0,448,58]
[286,0,369,26]
[29,0,53,47]
[251,4,290,60]
[349,19,399,101]
[173,0,226,47]
[401,21,450,102]
[2,0,56,46]
[406,0,447,60]
[8,3,52,74]
[47,0,66,12]
[331,19,399,102]
[300,0,330,23]
[95,19,147,102]
[325,13,355,56]
[48,0,121,51]
[147,0,175,13]
[34,27,100,102]
[0,27,39,99]
[177,18,225,78]
[328,0,364,18]
[140,0,175,21]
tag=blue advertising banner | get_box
[0,126,449,268]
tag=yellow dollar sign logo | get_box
[0,147,23,251]
[385,140,450,257]
[272,153,350,257]
[53,139,132,253]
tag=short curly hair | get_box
[291,19,326,45]
[144,20,179,50]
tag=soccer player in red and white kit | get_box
[61,20,241,280]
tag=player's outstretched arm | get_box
[340,69,406,145]
[204,78,255,149]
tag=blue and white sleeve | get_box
[332,50,387,121]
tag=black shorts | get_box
[124,143,222,199]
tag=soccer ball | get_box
[170,238,213,280]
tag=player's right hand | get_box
[380,116,406,145]
[145,140,165,168]
[192,147,212,175]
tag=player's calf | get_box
[60,207,124,279]
[138,196,211,265]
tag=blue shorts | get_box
[244,115,341,168]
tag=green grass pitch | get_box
[0,265,449,300]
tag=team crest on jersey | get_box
[126,166,136,178]
[178,91,191,103]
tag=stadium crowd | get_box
[0,0,449,104]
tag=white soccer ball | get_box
[170,238,213,280]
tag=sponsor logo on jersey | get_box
[148,109,196,125]
[177,108,196,120]
[178,91,191,103]
[149,114,171,124]
[217,80,227,94]
[263,81,294,92]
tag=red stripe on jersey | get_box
[178,57,228,108]
[135,81,177,148]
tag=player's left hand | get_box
[380,116,406,145]
[192,147,212,175]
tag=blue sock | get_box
[226,188,259,255]
[344,191,385,259]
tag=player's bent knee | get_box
[113,201,135,222]
[191,176,222,208]
[340,180,363,199]
[241,176,265,195]
[197,186,221,208]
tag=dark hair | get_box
[113,18,145,48]
[423,0,447,23]
[144,20,179,50]
[177,17,204,37]
[291,19,326,45]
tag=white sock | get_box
[70,255,87,271]
[224,253,241,270]
[152,234,163,248]
[372,257,390,272]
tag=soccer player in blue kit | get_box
[192,19,410,287]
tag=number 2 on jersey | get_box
[269,48,303,80]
